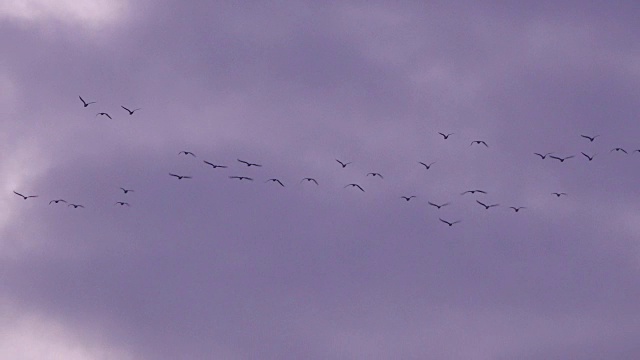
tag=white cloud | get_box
[0,0,129,29]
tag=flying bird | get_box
[552,192,567,197]
[476,200,499,209]
[121,106,141,115]
[179,151,196,157]
[300,177,319,185]
[581,152,596,161]
[534,152,553,159]
[229,176,253,181]
[344,183,365,192]
[335,159,351,168]
[79,96,96,107]
[13,191,38,200]
[96,112,112,119]
[438,132,454,139]
[611,147,628,154]
[509,206,526,212]
[418,161,436,170]
[549,155,575,162]
[428,201,450,209]
[265,178,284,187]
[470,140,488,147]
[203,161,227,168]
[461,189,487,195]
[237,159,262,167]
[580,134,599,142]
[67,203,84,208]
[439,218,461,227]
[49,199,67,204]
[119,187,134,194]
[367,172,383,179]
[115,202,130,206]
[401,196,416,201]
[169,173,192,180]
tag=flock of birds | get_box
[10,96,640,227]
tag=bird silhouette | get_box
[418,161,436,170]
[121,106,141,115]
[96,112,112,119]
[580,134,599,142]
[68,203,84,208]
[79,96,96,107]
[549,155,575,162]
[438,132,454,139]
[428,201,450,209]
[461,189,487,195]
[229,176,253,181]
[344,183,365,192]
[335,159,351,168]
[552,192,567,197]
[509,206,526,212]
[265,178,284,187]
[439,218,461,227]
[300,177,319,185]
[179,151,196,157]
[115,202,130,206]
[237,159,262,167]
[49,199,67,204]
[470,140,488,147]
[611,147,628,154]
[581,152,596,161]
[401,196,416,201]
[13,191,38,200]
[476,200,499,209]
[120,187,134,194]
[534,152,553,159]
[169,173,192,180]
[367,172,383,179]
[203,161,227,168]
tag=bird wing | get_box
[121,106,131,112]
[106,113,112,119]
[238,159,249,165]
[548,155,562,161]
[476,200,487,207]
[13,191,24,197]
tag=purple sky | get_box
[2,1,640,359]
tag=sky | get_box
[1,1,640,359]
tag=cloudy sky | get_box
[2,1,640,359]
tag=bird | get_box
[13,191,38,200]
[438,132,454,139]
[179,151,196,157]
[428,201,450,209]
[534,152,553,159]
[115,202,130,206]
[49,199,67,204]
[119,187,134,194]
[96,112,112,119]
[169,173,192,180]
[265,178,284,187]
[611,147,628,154]
[203,161,227,168]
[400,196,416,201]
[581,152,596,161]
[79,96,96,107]
[68,203,84,208]
[580,134,599,142]
[121,106,141,115]
[335,159,351,168]
[367,172,383,179]
[300,177,319,185]
[344,183,365,192]
[470,140,489,147]
[509,206,526,212]
[439,218,461,227]
[418,161,436,170]
[476,200,499,209]
[634,149,640,153]
[549,155,575,162]
[229,176,253,181]
[461,189,487,195]
[552,192,567,197]
[237,159,262,167]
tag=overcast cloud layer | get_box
[1,1,640,359]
